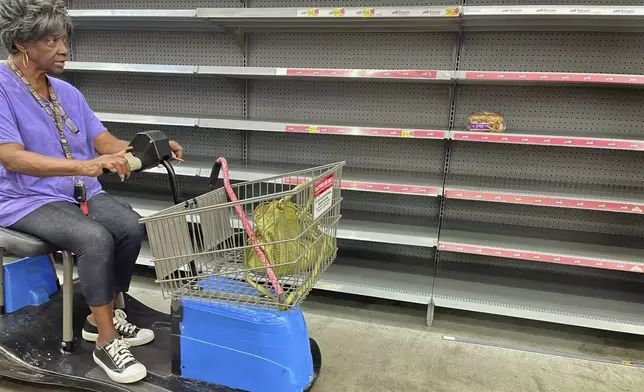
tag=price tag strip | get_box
[451,131,644,151]
[277,68,452,80]
[438,242,644,273]
[463,71,644,85]
[444,189,644,215]
[296,7,461,18]
[286,125,446,139]
[282,177,440,196]
[463,6,644,17]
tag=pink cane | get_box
[215,158,284,302]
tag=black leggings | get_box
[9,192,145,307]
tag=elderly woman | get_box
[0,0,183,384]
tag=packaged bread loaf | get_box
[466,112,506,133]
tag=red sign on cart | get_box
[438,242,644,273]
[313,174,335,219]
[443,189,644,214]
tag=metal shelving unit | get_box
[433,261,644,335]
[68,0,644,335]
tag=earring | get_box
[22,52,29,67]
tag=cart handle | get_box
[161,160,182,205]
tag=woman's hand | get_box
[169,140,184,162]
[82,150,131,181]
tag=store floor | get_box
[1,268,642,392]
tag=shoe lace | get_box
[106,339,135,368]
[113,309,137,335]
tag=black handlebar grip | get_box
[103,168,111,174]
[210,162,222,189]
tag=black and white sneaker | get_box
[93,338,147,384]
[83,309,155,347]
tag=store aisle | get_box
[0,270,641,392]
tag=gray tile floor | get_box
[1,270,642,392]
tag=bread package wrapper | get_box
[466,112,506,133]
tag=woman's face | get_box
[21,34,69,74]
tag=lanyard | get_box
[6,58,73,160]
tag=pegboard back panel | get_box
[75,73,243,117]
[440,252,644,284]
[342,191,440,218]
[449,142,644,187]
[338,239,435,263]
[455,85,644,136]
[249,33,456,69]
[247,132,445,174]
[69,0,242,8]
[105,123,244,159]
[469,0,644,4]
[249,80,451,126]
[460,32,644,74]
[443,199,644,237]
[73,31,243,66]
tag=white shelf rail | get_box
[63,61,644,87]
[444,177,644,215]
[66,6,644,33]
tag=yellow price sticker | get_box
[445,7,460,16]
[362,8,375,17]
[401,131,412,138]
[331,8,345,17]
[306,8,320,17]
[308,126,319,134]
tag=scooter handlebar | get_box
[101,152,142,175]
[210,161,222,189]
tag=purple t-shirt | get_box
[0,64,107,227]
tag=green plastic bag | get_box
[244,194,335,277]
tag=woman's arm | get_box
[94,131,129,155]
[0,143,88,177]
[0,143,131,178]
[93,131,185,160]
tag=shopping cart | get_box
[139,157,346,391]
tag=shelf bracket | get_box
[225,26,246,52]
[426,301,435,327]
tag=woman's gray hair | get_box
[0,0,72,55]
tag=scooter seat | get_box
[0,227,58,257]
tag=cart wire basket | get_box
[139,159,345,311]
